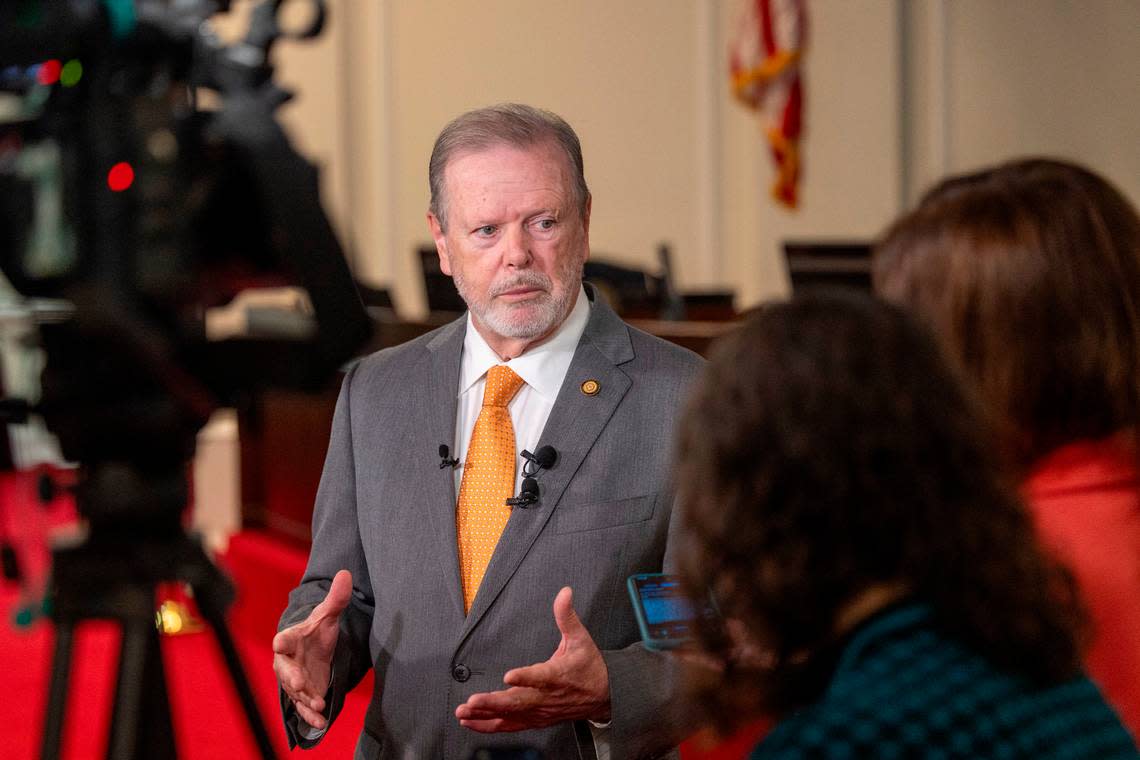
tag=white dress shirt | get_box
[451,286,590,496]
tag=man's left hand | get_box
[455,586,611,732]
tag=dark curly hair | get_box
[674,291,1085,732]
[873,158,1140,471]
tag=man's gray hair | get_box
[428,103,590,230]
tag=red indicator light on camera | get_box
[37,60,62,86]
[107,162,135,192]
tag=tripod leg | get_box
[41,621,75,760]
[199,606,278,760]
[137,621,178,759]
[107,619,176,760]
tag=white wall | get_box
[225,0,1140,316]
[946,0,1139,204]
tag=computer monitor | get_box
[783,241,873,293]
[418,246,467,315]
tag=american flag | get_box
[730,0,808,208]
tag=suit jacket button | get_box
[452,663,471,682]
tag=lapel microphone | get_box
[506,445,558,508]
[438,444,460,469]
[522,446,558,475]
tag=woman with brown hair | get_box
[874,158,1140,739]
[673,291,1136,758]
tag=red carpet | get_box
[1,590,371,759]
[0,470,760,759]
[0,470,369,760]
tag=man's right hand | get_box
[272,569,353,729]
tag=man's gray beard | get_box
[454,266,580,340]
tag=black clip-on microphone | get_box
[438,444,460,469]
[507,478,540,508]
[506,445,558,508]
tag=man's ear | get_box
[427,211,452,275]
[581,194,592,262]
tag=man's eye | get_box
[476,225,497,236]
[536,218,556,230]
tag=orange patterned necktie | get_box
[457,365,526,613]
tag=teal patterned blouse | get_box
[753,604,1138,759]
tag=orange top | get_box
[1025,432,1140,744]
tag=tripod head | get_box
[0,0,371,528]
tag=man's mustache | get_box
[489,272,552,298]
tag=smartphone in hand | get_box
[627,572,716,650]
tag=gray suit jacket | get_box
[279,291,705,759]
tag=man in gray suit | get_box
[273,103,704,759]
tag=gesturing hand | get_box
[455,586,611,732]
[272,569,353,729]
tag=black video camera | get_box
[0,0,370,502]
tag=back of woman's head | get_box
[675,291,1083,726]
[873,158,1140,469]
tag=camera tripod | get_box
[39,466,277,760]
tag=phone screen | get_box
[628,573,702,647]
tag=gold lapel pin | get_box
[580,379,600,396]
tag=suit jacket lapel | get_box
[424,317,467,622]
[460,296,634,637]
